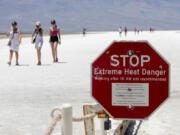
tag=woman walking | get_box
[6,21,22,66]
[118,27,122,37]
[124,27,128,37]
[31,21,43,65]
[49,20,61,62]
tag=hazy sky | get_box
[0,0,180,33]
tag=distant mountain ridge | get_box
[0,0,180,32]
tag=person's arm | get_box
[6,32,10,37]
[6,27,12,37]
[41,29,43,37]
[58,27,61,44]
[18,29,22,44]
[49,28,51,36]
[31,29,35,43]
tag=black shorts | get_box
[50,36,59,43]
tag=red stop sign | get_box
[91,41,170,119]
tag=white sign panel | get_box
[112,83,149,106]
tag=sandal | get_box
[55,58,58,62]
[16,63,19,66]
[37,61,41,65]
[7,61,11,66]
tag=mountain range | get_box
[0,0,180,33]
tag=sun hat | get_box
[35,21,41,26]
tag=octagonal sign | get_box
[91,41,170,119]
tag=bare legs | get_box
[50,42,58,62]
[50,42,55,62]
[8,50,19,65]
[15,51,19,65]
[8,49,41,66]
[54,42,58,62]
[8,50,13,65]
[37,47,41,65]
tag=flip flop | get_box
[7,62,11,66]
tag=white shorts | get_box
[9,33,20,52]
[35,36,43,49]
[10,43,19,52]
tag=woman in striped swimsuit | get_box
[31,21,43,65]
[49,20,61,63]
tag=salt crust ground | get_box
[0,31,179,135]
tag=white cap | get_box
[35,21,41,26]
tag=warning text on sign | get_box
[112,83,149,107]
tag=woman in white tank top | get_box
[6,21,22,66]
